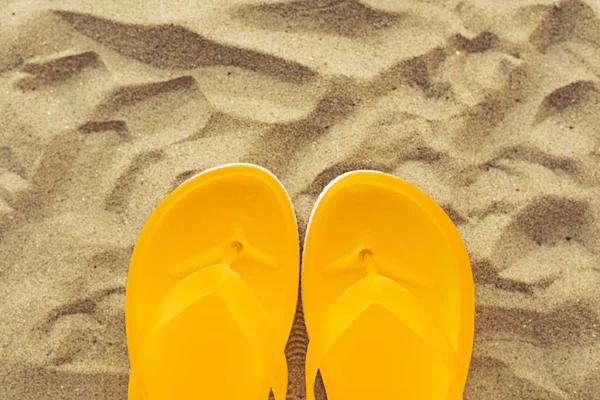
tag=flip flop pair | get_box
[126,164,474,400]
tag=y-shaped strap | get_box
[130,236,287,400]
[305,273,460,400]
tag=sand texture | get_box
[1,0,600,398]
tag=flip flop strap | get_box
[130,263,287,400]
[305,274,461,400]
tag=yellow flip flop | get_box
[126,164,299,400]
[302,171,474,400]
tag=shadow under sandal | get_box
[126,164,299,400]
[302,171,474,400]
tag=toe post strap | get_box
[131,238,287,400]
[306,253,461,400]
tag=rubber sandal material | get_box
[126,164,299,400]
[302,171,474,400]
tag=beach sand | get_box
[1,0,600,398]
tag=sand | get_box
[1,0,600,398]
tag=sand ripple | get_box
[1,1,600,399]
